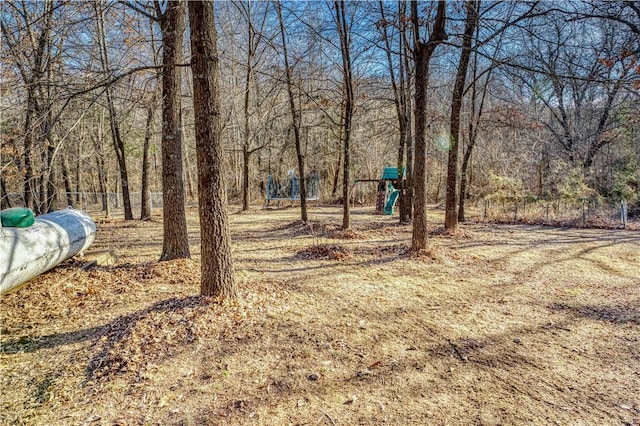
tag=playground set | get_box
[264,167,403,215]
[354,167,405,215]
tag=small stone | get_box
[344,396,356,405]
[513,337,522,344]
[620,404,632,410]
[307,373,319,381]
[356,369,371,377]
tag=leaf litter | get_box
[1,205,639,425]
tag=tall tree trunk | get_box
[336,0,354,230]
[276,0,308,223]
[459,17,493,223]
[140,83,158,219]
[379,0,411,223]
[241,3,256,212]
[188,0,237,298]
[94,0,133,220]
[445,0,478,230]
[23,86,36,211]
[399,1,414,224]
[159,0,190,259]
[411,1,447,250]
[75,130,81,203]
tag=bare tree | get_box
[378,0,413,223]
[157,0,190,259]
[335,0,355,230]
[411,0,447,250]
[236,0,271,212]
[276,0,308,223]
[1,0,56,212]
[94,0,134,220]
[444,0,479,230]
[188,0,237,298]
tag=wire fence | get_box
[3,192,165,216]
[475,198,635,230]
[3,191,636,230]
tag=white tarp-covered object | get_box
[0,208,96,295]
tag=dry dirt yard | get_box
[1,205,639,426]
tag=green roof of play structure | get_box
[381,167,405,180]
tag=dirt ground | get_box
[1,205,639,426]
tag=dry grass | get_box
[1,205,639,426]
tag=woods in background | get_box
[1,0,638,223]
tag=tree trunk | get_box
[459,11,504,222]
[159,0,190,259]
[62,157,73,207]
[336,0,354,230]
[45,142,57,212]
[23,86,36,211]
[75,134,81,203]
[92,120,109,216]
[188,0,237,298]
[445,0,478,230]
[276,1,308,223]
[94,0,133,220]
[331,113,343,198]
[458,147,472,222]
[1,175,12,209]
[411,1,447,250]
[379,0,412,224]
[242,148,251,210]
[140,83,158,220]
[241,5,255,212]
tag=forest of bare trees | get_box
[2,0,638,225]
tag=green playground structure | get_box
[354,167,405,215]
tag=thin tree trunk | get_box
[94,0,133,220]
[92,114,109,216]
[1,174,12,209]
[75,130,81,203]
[276,1,308,223]
[331,110,344,198]
[140,83,158,220]
[23,87,36,211]
[241,3,256,211]
[159,0,190,259]
[188,0,237,298]
[445,0,478,230]
[45,142,57,212]
[336,0,354,230]
[459,16,493,223]
[62,157,73,207]
[379,0,411,224]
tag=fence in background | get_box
[2,192,165,216]
[476,198,633,229]
[2,191,635,229]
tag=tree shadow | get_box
[0,326,107,354]
[548,302,640,325]
[84,295,209,382]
